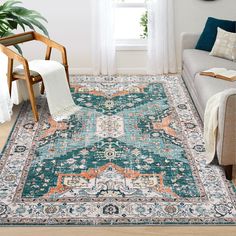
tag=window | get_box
[114,0,148,50]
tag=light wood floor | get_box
[0,105,236,236]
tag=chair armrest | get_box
[217,89,236,165]
[0,44,32,82]
[0,44,27,65]
[33,32,68,66]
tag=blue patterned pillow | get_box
[195,17,236,52]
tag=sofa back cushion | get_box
[195,17,236,52]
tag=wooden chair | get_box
[0,31,69,122]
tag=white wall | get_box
[17,0,236,74]
[19,0,93,74]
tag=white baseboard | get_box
[69,67,182,76]
[69,67,148,75]
[69,68,93,75]
[116,67,147,75]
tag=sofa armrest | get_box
[180,32,200,70]
[217,89,236,166]
[181,32,200,51]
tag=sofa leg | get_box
[223,165,233,180]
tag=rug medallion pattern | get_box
[0,76,235,225]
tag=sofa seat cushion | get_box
[183,49,236,79]
[194,74,236,112]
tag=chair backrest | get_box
[0,32,34,47]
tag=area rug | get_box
[0,75,235,225]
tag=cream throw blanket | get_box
[17,60,80,121]
[204,90,228,164]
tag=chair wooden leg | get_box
[26,80,39,122]
[7,58,13,96]
[65,66,70,88]
[41,82,45,94]
[7,76,12,97]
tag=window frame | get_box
[114,1,148,51]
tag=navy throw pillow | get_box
[195,17,236,52]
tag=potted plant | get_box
[0,0,48,53]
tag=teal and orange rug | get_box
[0,76,235,225]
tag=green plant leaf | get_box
[13,43,23,54]
[25,17,49,36]
[8,20,17,29]
[0,0,49,54]
[2,0,22,10]
[140,10,148,39]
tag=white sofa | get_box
[181,32,236,180]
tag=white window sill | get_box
[116,44,147,51]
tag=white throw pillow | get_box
[210,27,236,61]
